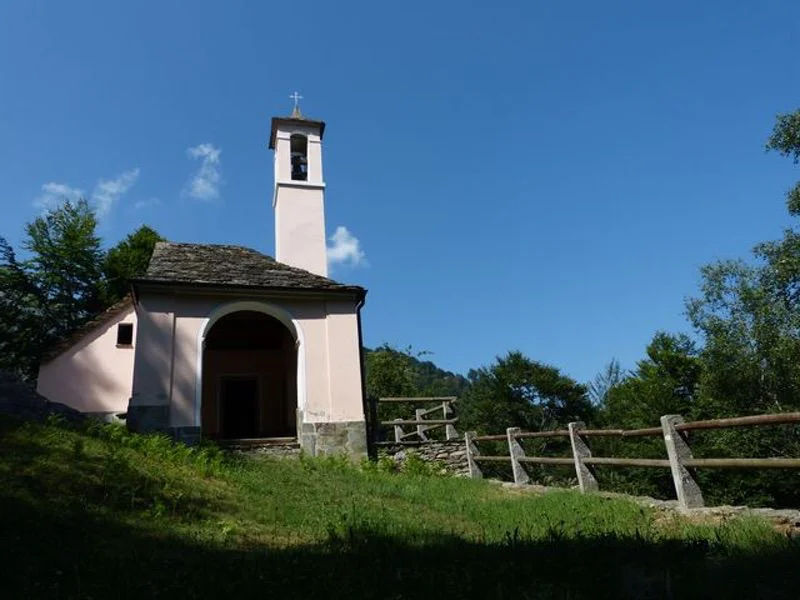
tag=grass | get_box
[1,416,799,599]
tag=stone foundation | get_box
[126,405,169,433]
[299,420,368,459]
[378,440,469,476]
[221,439,301,458]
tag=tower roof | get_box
[269,112,326,149]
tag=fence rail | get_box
[377,397,460,442]
[465,413,800,510]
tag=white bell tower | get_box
[269,93,328,277]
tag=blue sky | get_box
[2,1,799,384]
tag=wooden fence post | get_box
[568,421,599,493]
[661,415,704,510]
[465,431,483,479]
[506,427,530,485]
[393,418,403,443]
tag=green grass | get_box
[1,416,798,599]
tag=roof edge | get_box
[131,278,366,300]
[269,115,326,149]
[40,296,135,364]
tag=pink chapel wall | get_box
[37,307,137,416]
[129,293,365,431]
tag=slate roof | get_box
[134,242,364,295]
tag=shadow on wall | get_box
[40,357,125,416]
[2,419,800,600]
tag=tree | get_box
[0,199,103,379]
[600,333,701,429]
[102,225,164,304]
[672,108,800,506]
[459,351,592,434]
[588,358,626,405]
[766,109,800,216]
[0,199,163,380]
[0,239,42,379]
[364,344,421,402]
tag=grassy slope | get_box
[1,417,798,599]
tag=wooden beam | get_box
[378,397,457,403]
[684,458,800,469]
[583,457,671,468]
[676,413,800,431]
[517,456,575,466]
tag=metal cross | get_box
[289,91,303,110]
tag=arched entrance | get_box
[201,310,297,439]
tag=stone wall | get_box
[222,440,301,458]
[378,440,469,476]
[300,420,368,459]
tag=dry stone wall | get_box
[378,440,469,476]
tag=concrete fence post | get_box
[661,415,704,510]
[506,427,530,485]
[568,421,599,493]
[444,401,458,440]
[415,409,429,441]
[393,418,403,443]
[465,431,483,479]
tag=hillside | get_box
[364,345,471,398]
[2,416,799,599]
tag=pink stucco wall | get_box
[37,306,137,415]
[273,122,328,278]
[130,293,365,430]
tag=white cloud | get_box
[33,182,84,212]
[327,226,366,268]
[134,197,161,210]
[184,143,222,201]
[91,168,140,216]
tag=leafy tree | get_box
[102,225,164,304]
[365,344,421,402]
[600,333,701,429]
[24,199,105,334]
[459,351,592,434]
[0,199,103,379]
[0,239,42,379]
[766,108,800,215]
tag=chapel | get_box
[36,104,369,457]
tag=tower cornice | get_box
[269,116,326,149]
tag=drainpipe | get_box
[355,291,375,459]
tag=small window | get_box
[117,323,134,347]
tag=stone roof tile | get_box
[136,242,363,294]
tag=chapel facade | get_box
[36,107,369,457]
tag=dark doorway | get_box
[220,377,259,439]
[202,310,297,440]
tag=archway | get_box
[200,310,297,439]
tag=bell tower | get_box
[270,93,328,277]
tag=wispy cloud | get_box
[327,226,366,268]
[134,197,161,210]
[92,168,140,216]
[33,168,140,217]
[33,182,84,212]
[184,143,222,201]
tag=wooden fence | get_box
[377,397,459,443]
[465,412,800,510]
